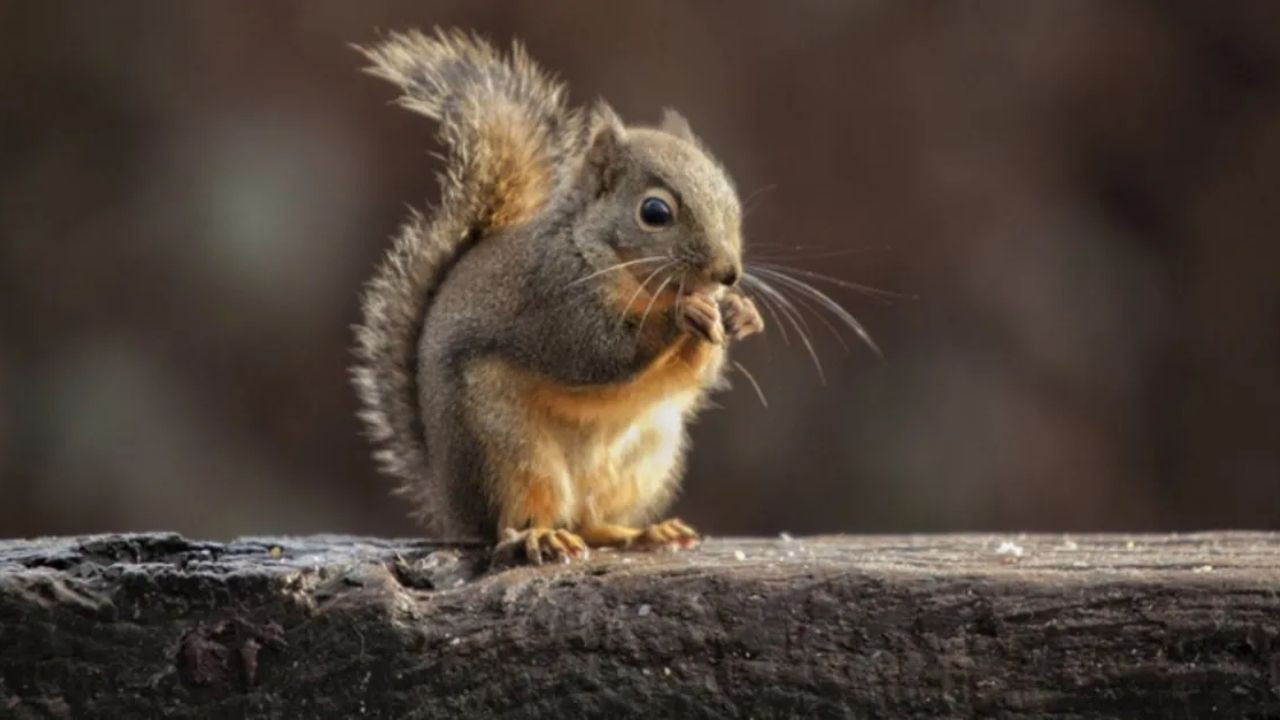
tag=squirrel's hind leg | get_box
[461,359,590,566]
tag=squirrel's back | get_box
[351,30,579,524]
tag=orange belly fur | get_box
[469,272,723,533]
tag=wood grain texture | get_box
[1,532,1278,718]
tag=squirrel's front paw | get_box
[720,292,764,340]
[679,293,725,345]
[493,527,589,566]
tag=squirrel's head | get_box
[573,103,742,296]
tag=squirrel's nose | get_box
[713,266,739,287]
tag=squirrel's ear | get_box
[581,101,626,194]
[659,108,697,143]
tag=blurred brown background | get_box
[2,1,1278,539]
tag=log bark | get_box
[1,532,1278,718]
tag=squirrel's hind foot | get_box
[636,518,701,550]
[579,519,700,551]
[493,527,590,566]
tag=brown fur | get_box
[352,29,762,561]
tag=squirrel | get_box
[351,29,764,564]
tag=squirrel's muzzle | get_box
[713,266,740,287]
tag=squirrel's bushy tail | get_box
[351,29,577,520]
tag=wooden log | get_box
[1,532,1277,718]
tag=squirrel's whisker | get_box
[750,266,883,358]
[739,279,790,346]
[746,241,830,251]
[637,274,675,337]
[743,272,826,384]
[749,261,908,304]
[760,277,816,341]
[568,255,668,288]
[748,245,892,263]
[617,261,675,328]
[752,266,877,345]
[752,268,853,353]
[731,360,769,409]
[774,282,852,354]
[745,273,816,342]
[741,183,778,220]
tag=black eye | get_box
[637,196,674,229]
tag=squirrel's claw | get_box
[631,518,701,550]
[720,292,764,341]
[493,527,589,566]
[679,293,725,345]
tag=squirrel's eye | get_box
[636,190,677,231]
